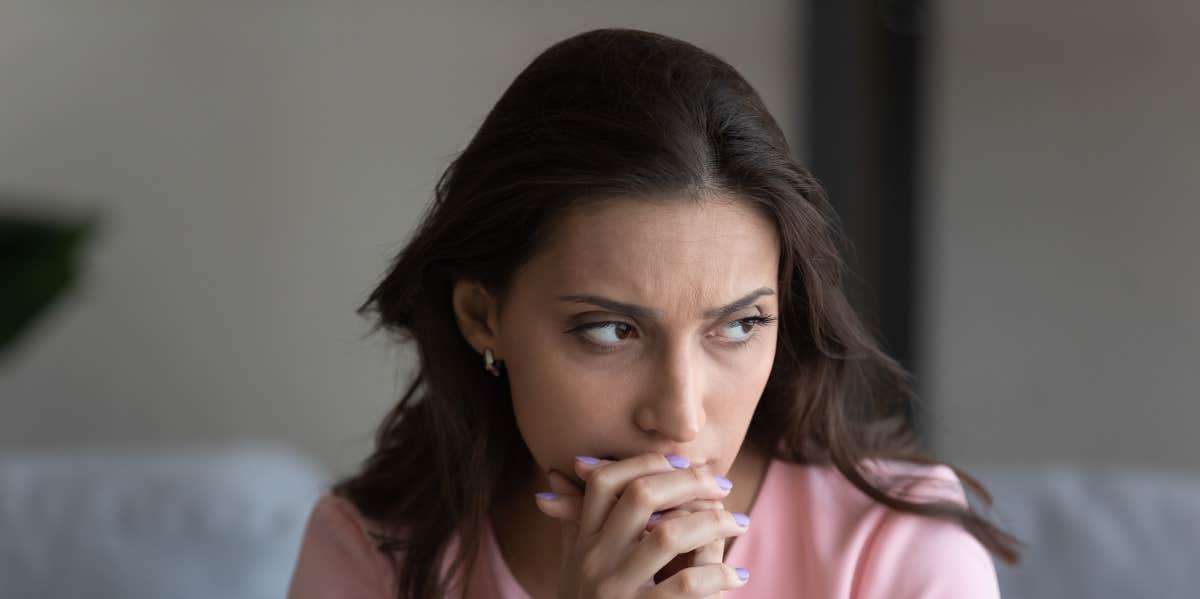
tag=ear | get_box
[450,277,503,359]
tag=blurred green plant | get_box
[0,210,98,359]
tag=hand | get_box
[534,453,751,598]
[644,498,732,595]
[549,468,734,596]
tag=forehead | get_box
[520,196,780,311]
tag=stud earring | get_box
[484,348,501,376]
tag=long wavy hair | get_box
[334,27,1023,599]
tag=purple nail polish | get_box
[665,455,690,469]
[735,567,749,581]
[714,475,733,490]
[733,512,750,527]
[575,456,600,465]
[648,512,663,521]
[535,492,559,501]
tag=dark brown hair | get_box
[334,27,1023,598]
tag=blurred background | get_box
[2,1,1197,598]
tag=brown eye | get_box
[716,315,777,346]
[577,322,636,347]
[717,319,755,342]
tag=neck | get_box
[490,442,772,599]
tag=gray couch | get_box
[2,446,1196,598]
[964,462,1200,599]
[0,445,327,599]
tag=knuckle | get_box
[579,548,606,583]
[707,509,726,528]
[594,578,622,599]
[675,569,703,595]
[650,521,682,551]
[627,477,657,507]
[590,466,618,492]
[724,563,742,586]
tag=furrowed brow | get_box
[556,287,775,321]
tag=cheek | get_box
[715,333,777,400]
[501,319,777,464]
[712,339,776,440]
[503,337,628,464]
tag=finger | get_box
[640,505,729,578]
[571,453,693,484]
[676,507,747,568]
[643,563,749,598]
[644,500,725,531]
[648,503,728,599]
[544,469,582,583]
[597,467,732,552]
[691,545,728,599]
[533,488,583,522]
[643,502,739,569]
[576,453,689,538]
[571,455,613,483]
[644,520,724,599]
[539,485,723,530]
[621,509,748,586]
[692,541,727,599]
[534,469,584,523]
[548,468,582,497]
[692,537,725,566]
[642,531,723,598]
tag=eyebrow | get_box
[556,287,776,321]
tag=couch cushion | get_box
[961,462,1200,599]
[0,444,328,599]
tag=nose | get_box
[634,341,706,443]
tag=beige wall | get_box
[7,1,1196,477]
[922,0,1200,470]
[0,1,803,476]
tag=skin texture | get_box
[451,195,780,597]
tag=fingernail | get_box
[714,475,733,490]
[534,492,559,501]
[575,456,600,465]
[665,455,690,469]
[735,567,749,581]
[648,512,663,521]
[733,512,750,527]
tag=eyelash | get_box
[563,314,778,354]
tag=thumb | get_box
[534,470,583,523]
[546,469,581,553]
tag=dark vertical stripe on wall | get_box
[807,0,931,442]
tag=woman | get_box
[287,27,1022,598]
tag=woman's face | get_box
[472,196,780,485]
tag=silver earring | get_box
[484,348,501,376]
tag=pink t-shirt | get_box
[286,458,1002,598]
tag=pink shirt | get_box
[287,458,1001,598]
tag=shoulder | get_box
[286,494,399,599]
[768,458,967,518]
[771,459,1001,598]
[850,460,1001,599]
